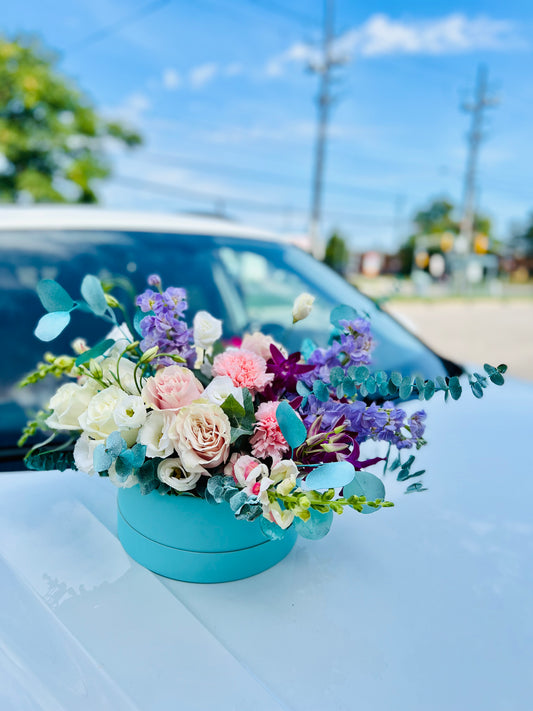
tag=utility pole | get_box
[459,65,498,252]
[308,0,345,258]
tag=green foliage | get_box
[397,198,492,275]
[324,232,349,275]
[206,475,262,521]
[309,362,507,404]
[0,35,141,204]
[25,446,75,472]
[221,389,257,444]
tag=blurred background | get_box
[1,0,532,379]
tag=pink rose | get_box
[168,402,231,475]
[212,349,273,394]
[142,365,204,411]
[241,332,287,361]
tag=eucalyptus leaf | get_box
[302,460,355,491]
[93,445,113,473]
[449,376,462,400]
[276,401,307,448]
[294,508,333,539]
[37,279,75,313]
[330,304,357,328]
[260,516,289,541]
[313,379,330,402]
[75,339,115,367]
[405,482,428,494]
[34,311,71,342]
[343,470,385,514]
[81,275,108,316]
[106,431,127,458]
[399,376,413,400]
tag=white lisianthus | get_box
[157,457,201,492]
[108,463,139,489]
[292,292,315,324]
[168,402,231,475]
[137,411,176,458]
[113,395,147,430]
[270,459,299,496]
[78,385,127,440]
[193,311,222,349]
[73,432,105,475]
[105,322,134,345]
[46,380,99,431]
[203,376,244,408]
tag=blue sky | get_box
[3,0,533,250]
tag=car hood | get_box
[0,375,531,711]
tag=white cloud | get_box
[224,62,244,77]
[105,92,151,125]
[162,68,181,90]
[189,62,218,88]
[267,13,523,75]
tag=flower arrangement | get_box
[20,273,507,542]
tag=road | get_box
[385,299,533,382]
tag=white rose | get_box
[203,376,244,408]
[73,432,104,475]
[46,380,99,431]
[113,395,147,430]
[137,410,176,459]
[168,402,231,475]
[157,457,201,492]
[193,311,222,349]
[292,292,315,324]
[78,385,127,440]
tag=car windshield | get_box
[0,228,452,460]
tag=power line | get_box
[138,150,406,201]
[67,0,172,52]
[112,174,395,223]
[242,0,319,28]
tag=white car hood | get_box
[1,376,531,711]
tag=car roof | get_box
[0,206,288,243]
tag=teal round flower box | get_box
[117,486,297,583]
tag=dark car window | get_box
[0,228,451,459]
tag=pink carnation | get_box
[250,401,290,465]
[212,349,274,394]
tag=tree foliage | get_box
[0,35,142,204]
[324,231,349,275]
[397,198,492,275]
[511,212,533,256]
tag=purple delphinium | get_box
[135,281,195,367]
[301,317,374,387]
[303,395,425,449]
[147,274,162,287]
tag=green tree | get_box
[511,212,533,256]
[324,231,349,275]
[397,198,492,274]
[0,35,141,204]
